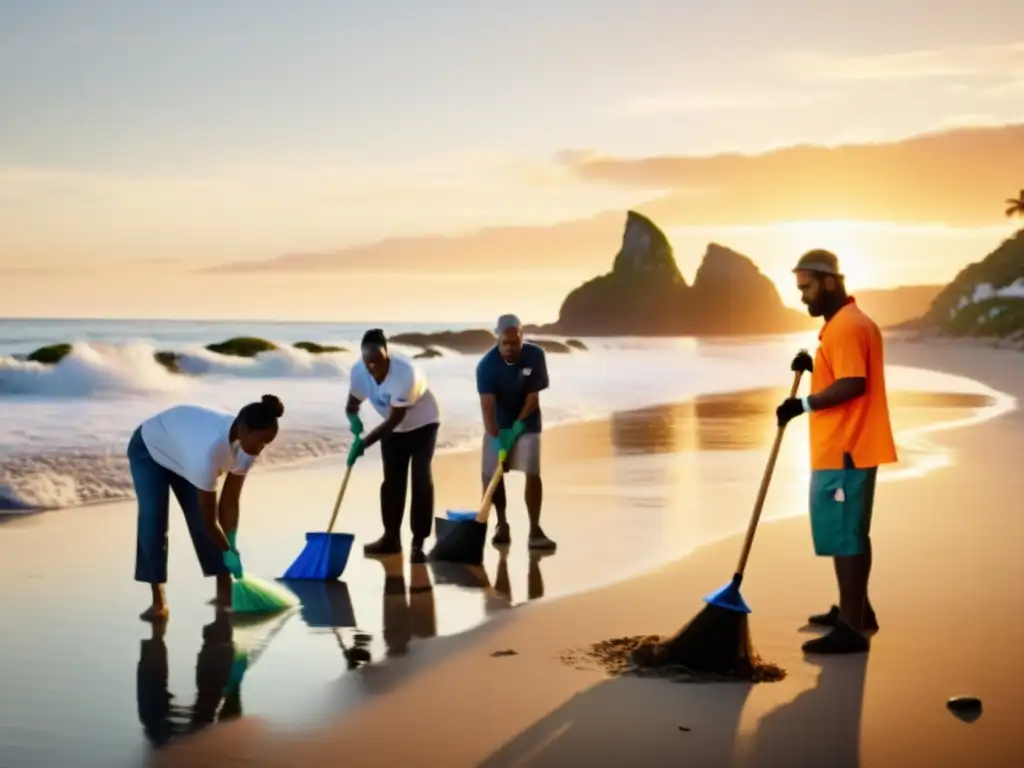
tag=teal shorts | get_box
[809,466,878,557]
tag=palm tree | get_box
[1006,189,1024,218]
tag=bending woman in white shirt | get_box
[127,394,284,621]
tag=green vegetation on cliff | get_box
[918,229,1024,338]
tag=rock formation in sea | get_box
[528,210,812,336]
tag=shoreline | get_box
[1,339,1013,515]
[147,339,1024,767]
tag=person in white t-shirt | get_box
[345,329,441,561]
[128,394,285,621]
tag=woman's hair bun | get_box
[261,394,285,418]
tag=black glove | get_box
[791,350,813,374]
[776,398,806,428]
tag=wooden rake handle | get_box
[324,463,355,535]
[475,450,508,525]
[734,367,806,576]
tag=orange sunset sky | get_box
[1,2,1022,322]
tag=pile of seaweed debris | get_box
[559,635,786,684]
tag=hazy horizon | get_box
[2,3,1022,321]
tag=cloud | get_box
[982,78,1024,99]
[202,122,1024,279]
[202,210,629,275]
[0,152,642,268]
[609,89,835,117]
[554,122,1024,228]
[782,42,1024,83]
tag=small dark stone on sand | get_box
[947,696,983,722]
[678,726,691,732]
[491,649,518,657]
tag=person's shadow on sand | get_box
[737,654,868,768]
[479,676,755,767]
[135,612,241,749]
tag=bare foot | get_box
[139,604,169,623]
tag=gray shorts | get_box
[482,432,541,477]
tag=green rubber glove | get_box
[225,645,249,695]
[347,436,365,467]
[347,412,364,437]
[498,421,526,453]
[222,530,243,578]
[497,428,514,454]
[223,548,243,579]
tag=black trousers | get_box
[379,422,438,541]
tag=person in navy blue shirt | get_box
[475,314,556,551]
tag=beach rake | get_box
[636,367,805,678]
[281,464,356,581]
[428,450,506,566]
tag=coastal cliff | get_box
[528,211,812,336]
[906,229,1024,348]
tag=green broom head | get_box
[227,530,298,614]
[232,573,298,614]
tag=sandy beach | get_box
[1,340,1022,767]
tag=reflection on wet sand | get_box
[378,555,438,657]
[284,579,370,669]
[429,547,555,615]
[609,388,997,456]
[136,613,250,749]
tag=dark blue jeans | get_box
[128,427,225,584]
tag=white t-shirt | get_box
[140,404,256,492]
[349,353,440,433]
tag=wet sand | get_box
[0,341,1020,767]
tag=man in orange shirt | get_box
[776,249,898,654]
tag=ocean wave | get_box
[174,344,354,379]
[2,334,1009,512]
[0,342,361,397]
[0,343,184,397]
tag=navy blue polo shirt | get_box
[475,342,549,432]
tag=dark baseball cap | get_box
[793,249,844,277]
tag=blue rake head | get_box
[702,573,752,614]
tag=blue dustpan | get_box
[281,465,356,581]
[281,532,355,581]
[446,508,479,522]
